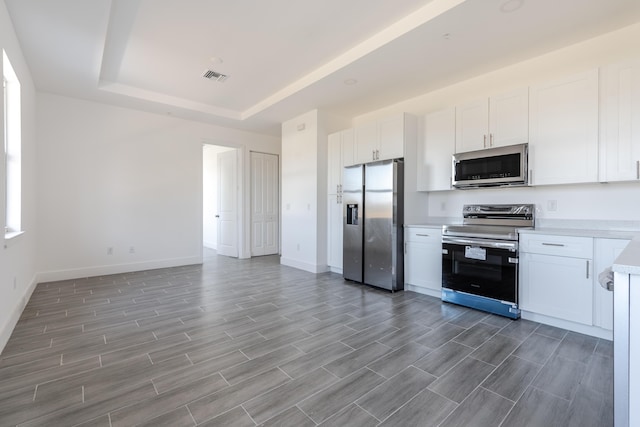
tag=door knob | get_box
[215,215,220,218]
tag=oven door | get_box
[442,236,518,303]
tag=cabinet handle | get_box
[404,242,407,254]
[541,242,565,247]
[586,260,590,279]
[376,149,380,160]
[489,133,493,147]
[637,160,639,180]
[372,150,376,161]
[529,169,533,184]
[483,134,487,148]
[416,234,430,237]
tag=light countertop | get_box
[613,237,640,276]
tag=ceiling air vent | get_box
[202,69,229,82]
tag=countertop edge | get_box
[613,237,640,276]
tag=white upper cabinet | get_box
[355,113,416,164]
[599,59,640,183]
[417,108,455,191]
[529,69,599,185]
[455,87,528,153]
[328,132,342,195]
[355,121,379,164]
[328,128,355,195]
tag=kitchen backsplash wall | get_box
[425,181,640,224]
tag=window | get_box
[3,49,21,237]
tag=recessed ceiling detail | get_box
[202,69,229,82]
[4,0,640,136]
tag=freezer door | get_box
[364,160,404,290]
[342,164,364,282]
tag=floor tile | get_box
[367,341,432,379]
[439,387,513,427]
[134,406,196,427]
[323,342,392,378]
[500,386,571,427]
[258,406,315,427]
[413,322,466,349]
[378,388,457,427]
[317,403,378,427]
[481,355,542,401]
[243,367,338,424]
[279,341,353,379]
[532,355,587,400]
[298,368,385,424]
[188,367,290,424]
[554,332,599,364]
[565,384,613,427]
[197,406,255,427]
[357,366,436,421]
[413,341,473,377]
[469,332,519,365]
[428,356,496,403]
[512,332,561,364]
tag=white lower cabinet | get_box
[519,234,594,326]
[404,227,442,297]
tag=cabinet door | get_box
[405,242,442,293]
[355,121,378,164]
[599,59,640,182]
[520,252,593,325]
[378,114,404,160]
[327,194,343,269]
[328,132,342,194]
[594,238,630,330]
[455,98,489,153]
[489,87,529,148]
[342,128,355,167]
[529,69,599,185]
[417,108,455,191]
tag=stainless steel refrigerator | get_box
[343,159,404,291]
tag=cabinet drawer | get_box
[405,227,442,244]
[520,233,593,258]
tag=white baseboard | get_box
[328,266,343,275]
[405,284,442,299]
[521,310,613,340]
[280,257,329,274]
[36,256,203,283]
[0,273,39,355]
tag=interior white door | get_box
[217,149,238,257]
[251,152,279,256]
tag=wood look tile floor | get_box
[0,250,613,426]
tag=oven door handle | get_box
[442,236,518,251]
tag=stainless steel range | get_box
[441,204,535,319]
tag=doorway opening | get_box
[203,144,237,256]
[202,145,280,259]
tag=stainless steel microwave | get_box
[452,143,528,189]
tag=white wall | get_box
[281,110,349,273]
[202,144,234,249]
[0,0,38,352]
[281,110,321,272]
[36,93,280,281]
[352,23,640,224]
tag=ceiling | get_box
[5,0,640,136]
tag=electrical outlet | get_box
[296,243,300,251]
[547,200,557,212]
[107,247,113,255]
